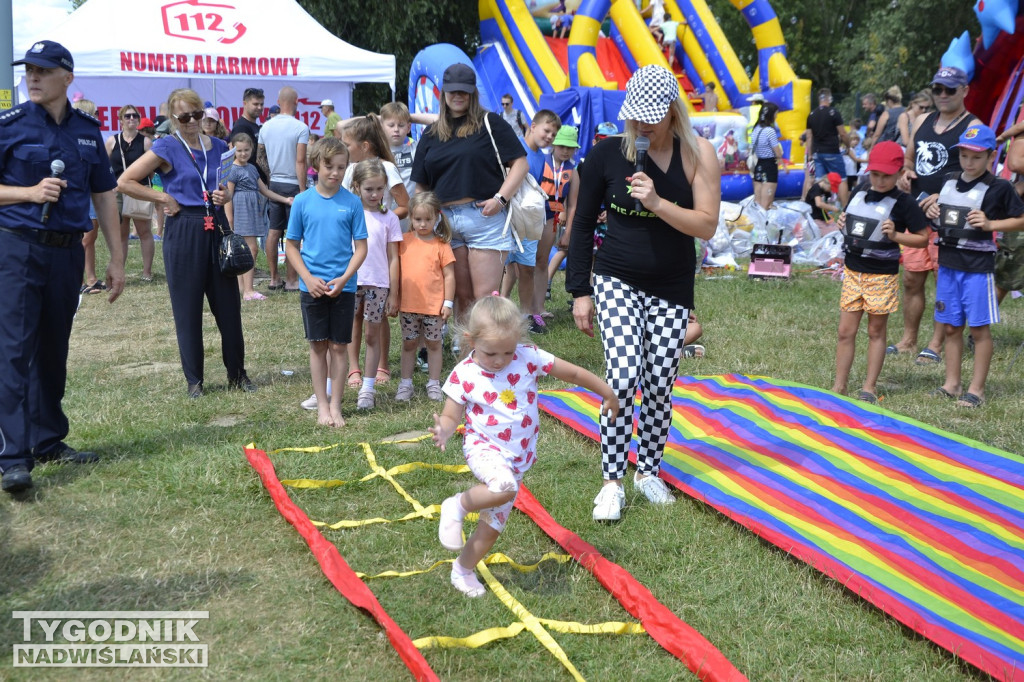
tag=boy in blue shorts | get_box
[925,124,1024,407]
[832,141,929,403]
[286,137,368,427]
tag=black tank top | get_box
[110,132,148,184]
[911,110,974,196]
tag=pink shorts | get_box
[902,239,939,273]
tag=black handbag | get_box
[218,230,254,276]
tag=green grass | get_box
[2,241,1021,681]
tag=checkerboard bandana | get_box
[593,275,689,480]
[618,65,680,124]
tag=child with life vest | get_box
[542,125,579,302]
[429,295,617,597]
[832,141,929,403]
[923,124,1024,407]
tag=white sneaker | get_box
[356,389,375,410]
[395,383,414,402]
[426,383,444,401]
[634,472,676,505]
[592,484,626,522]
[300,394,318,411]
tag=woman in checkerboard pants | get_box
[565,66,721,522]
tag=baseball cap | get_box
[956,124,996,152]
[442,63,476,93]
[138,117,155,129]
[595,121,618,137]
[865,141,904,175]
[321,99,333,107]
[204,107,219,121]
[269,105,281,114]
[552,125,580,148]
[12,40,74,72]
[932,66,968,88]
[618,65,679,124]
[827,172,843,193]
[750,92,765,102]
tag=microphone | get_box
[633,136,649,212]
[40,159,65,224]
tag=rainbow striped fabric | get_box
[539,374,1024,681]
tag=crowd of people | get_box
[3,41,1023,606]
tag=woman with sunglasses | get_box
[896,89,934,149]
[118,88,255,398]
[105,104,155,281]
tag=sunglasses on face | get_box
[931,85,959,96]
[244,88,264,98]
[122,112,140,120]
[173,110,206,123]
[502,101,512,106]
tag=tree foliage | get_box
[298,0,478,115]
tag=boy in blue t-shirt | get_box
[924,124,1024,407]
[286,138,368,427]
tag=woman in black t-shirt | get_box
[566,65,720,522]
[411,64,528,319]
[105,104,154,280]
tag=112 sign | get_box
[162,0,247,44]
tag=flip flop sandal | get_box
[956,392,984,408]
[86,281,107,294]
[929,387,957,400]
[346,370,363,388]
[857,390,878,404]
[267,282,285,290]
[885,344,900,356]
[375,368,391,384]
[914,348,941,365]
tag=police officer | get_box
[0,41,126,494]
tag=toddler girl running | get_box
[224,132,296,301]
[428,295,617,597]
[395,192,456,402]
[349,159,403,410]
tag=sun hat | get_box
[552,125,580,148]
[12,40,74,72]
[442,63,477,93]
[931,66,968,88]
[595,121,618,137]
[618,65,679,124]
[204,107,219,121]
[865,141,905,175]
[955,124,996,152]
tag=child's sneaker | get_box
[356,389,375,410]
[592,484,626,522]
[416,347,429,373]
[426,383,444,401]
[300,394,318,411]
[450,562,486,598]
[438,495,466,550]
[633,472,675,505]
[395,383,414,402]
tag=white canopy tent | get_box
[15,0,395,137]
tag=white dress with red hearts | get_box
[442,344,555,475]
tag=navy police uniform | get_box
[0,43,116,487]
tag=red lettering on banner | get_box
[117,51,299,76]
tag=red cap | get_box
[138,117,154,129]
[827,172,842,193]
[865,141,904,175]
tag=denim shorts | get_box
[442,200,512,251]
[506,237,538,265]
[814,153,847,179]
[300,291,355,343]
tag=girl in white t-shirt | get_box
[341,115,410,388]
[429,295,617,598]
[348,159,403,410]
